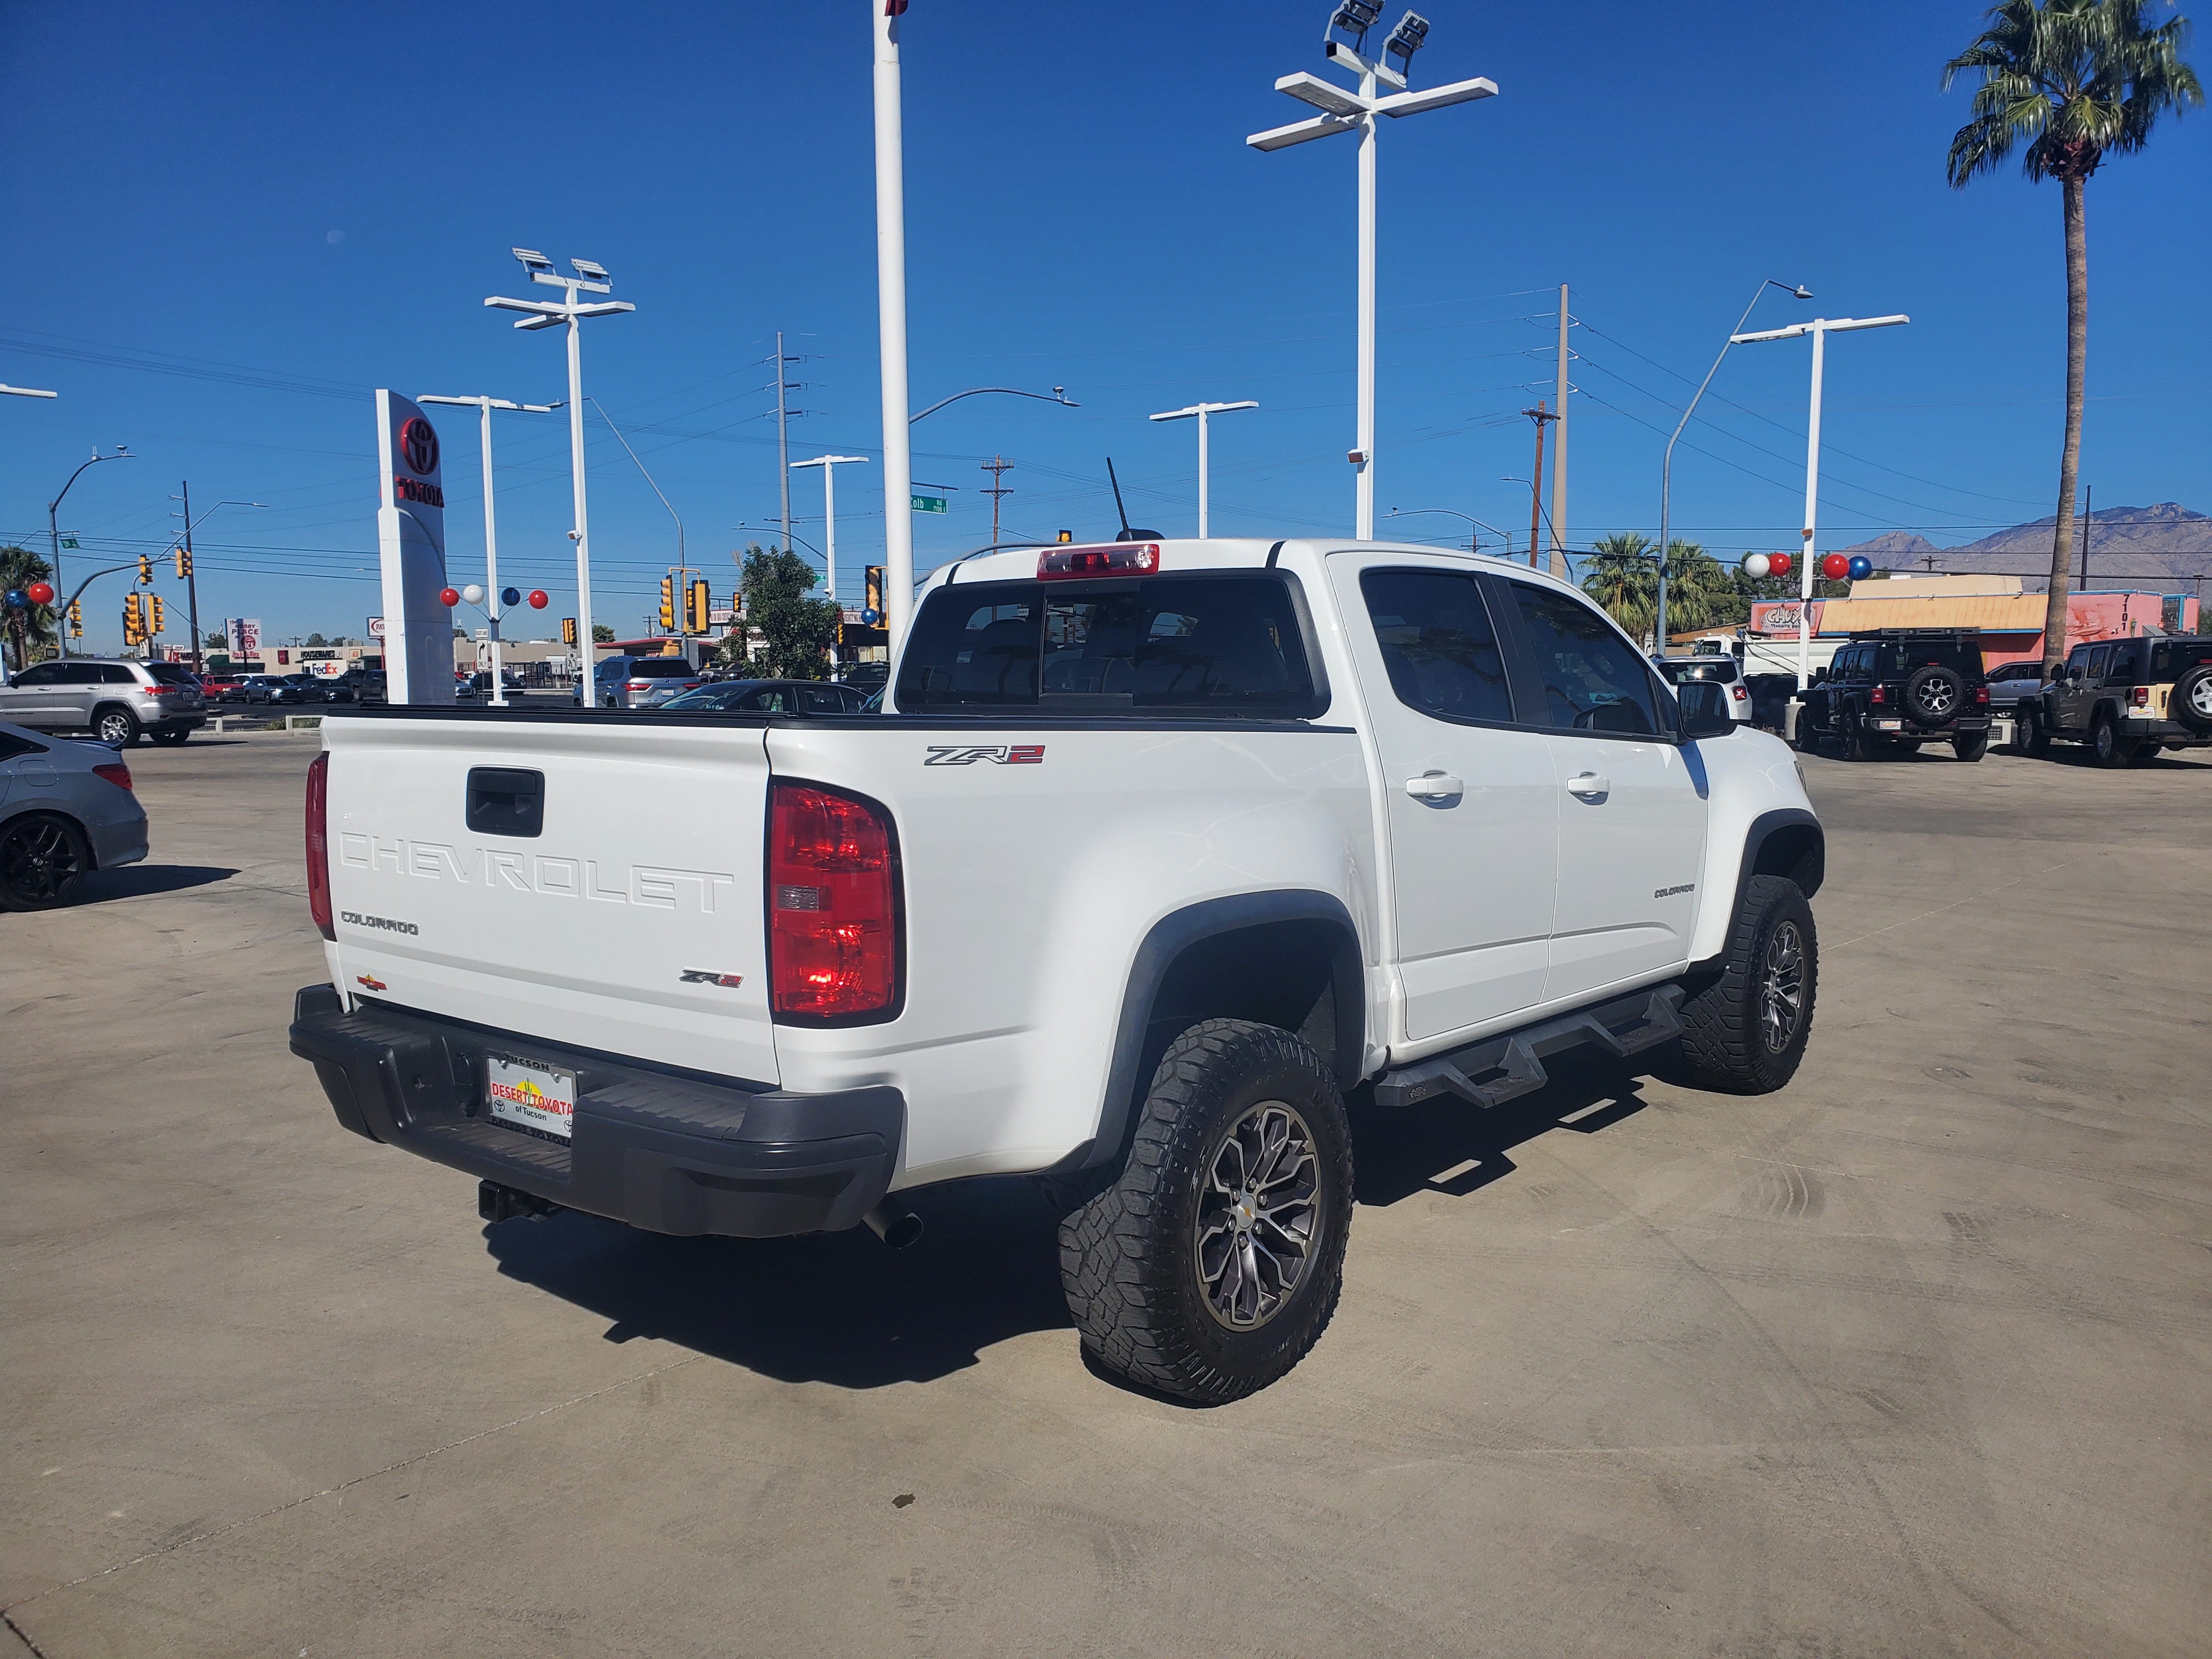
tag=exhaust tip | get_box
[863,1200,925,1250]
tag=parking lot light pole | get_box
[1653,281,1810,652]
[485,251,634,695]
[1148,402,1259,537]
[791,455,869,605]
[1250,7,1497,540]
[47,447,133,658]
[1386,505,1511,556]
[1729,313,1910,689]
[420,394,561,707]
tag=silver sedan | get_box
[1,720,150,910]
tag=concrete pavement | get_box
[3,729,2207,1657]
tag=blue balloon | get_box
[501,586,521,607]
[2,588,27,610]
[862,608,881,625]
[1847,555,1874,581]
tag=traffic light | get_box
[864,565,885,624]
[150,595,166,635]
[68,600,82,637]
[561,617,578,646]
[137,555,154,586]
[659,575,676,632]
[175,545,191,579]
[122,592,144,644]
[686,579,710,634]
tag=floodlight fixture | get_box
[571,257,609,282]
[1384,10,1429,76]
[513,247,554,273]
[1328,1,1382,50]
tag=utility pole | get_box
[1521,400,1556,565]
[1550,283,1569,577]
[980,455,1014,548]
[772,331,805,557]
[179,481,202,674]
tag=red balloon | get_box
[1820,552,1849,580]
[1768,552,1793,579]
[527,589,549,609]
[437,586,460,608]
[25,581,54,606]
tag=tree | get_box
[727,544,837,679]
[1944,0,2201,667]
[306,632,328,647]
[1660,542,1745,636]
[0,545,57,673]
[203,630,225,648]
[592,624,616,643]
[1581,533,1657,639]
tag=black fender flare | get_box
[1065,890,1365,1175]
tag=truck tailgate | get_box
[320,715,778,1085]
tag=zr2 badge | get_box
[924,744,1045,766]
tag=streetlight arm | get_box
[48,450,133,514]
[1373,76,1498,117]
[908,386,1080,424]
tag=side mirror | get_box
[1677,679,1735,740]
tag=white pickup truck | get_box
[291,537,1824,1402]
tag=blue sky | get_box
[4,1,2207,652]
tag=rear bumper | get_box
[288,985,903,1238]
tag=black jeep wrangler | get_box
[2023,635,2212,766]
[1796,629,1992,761]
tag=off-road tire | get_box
[2018,706,2051,757]
[94,706,140,748]
[1792,712,1822,754]
[1842,713,1881,762]
[1903,664,1964,728]
[1952,731,1988,763]
[1058,1019,1353,1405]
[0,812,92,911]
[2090,712,2129,769]
[2170,664,2212,733]
[149,729,189,747]
[1677,874,1816,1095]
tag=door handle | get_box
[1404,771,1463,799]
[1565,772,1610,798]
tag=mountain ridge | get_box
[1835,504,2212,590]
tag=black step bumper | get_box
[289,984,903,1238]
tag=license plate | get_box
[484,1053,576,1142]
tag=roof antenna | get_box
[1105,457,1163,543]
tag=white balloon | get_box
[1742,553,1771,579]
[460,583,486,605]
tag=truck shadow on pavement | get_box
[482,1051,1658,1391]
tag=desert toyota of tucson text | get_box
[290,537,1824,1403]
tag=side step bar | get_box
[1373,983,1686,1111]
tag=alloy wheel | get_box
[1759,920,1807,1053]
[98,712,133,746]
[2190,679,2212,720]
[1,819,84,906]
[1194,1101,1322,1331]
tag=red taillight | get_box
[627,680,651,690]
[1978,685,1992,704]
[2131,685,2148,707]
[93,762,133,791]
[306,751,334,941]
[1036,543,1160,580]
[1871,686,1886,704]
[768,782,899,1021]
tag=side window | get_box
[798,686,845,715]
[0,731,46,760]
[100,665,139,684]
[2105,645,2136,683]
[2084,646,2109,680]
[8,662,64,687]
[742,689,791,713]
[1505,583,1662,736]
[1359,568,1514,725]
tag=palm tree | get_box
[1581,533,1657,639]
[1660,541,1747,635]
[1944,0,2200,668]
[0,545,58,673]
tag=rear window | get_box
[1876,642,1980,678]
[2149,642,2212,679]
[146,664,199,686]
[627,659,699,679]
[897,573,1324,717]
[1654,659,1740,685]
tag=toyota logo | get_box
[399,416,439,476]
